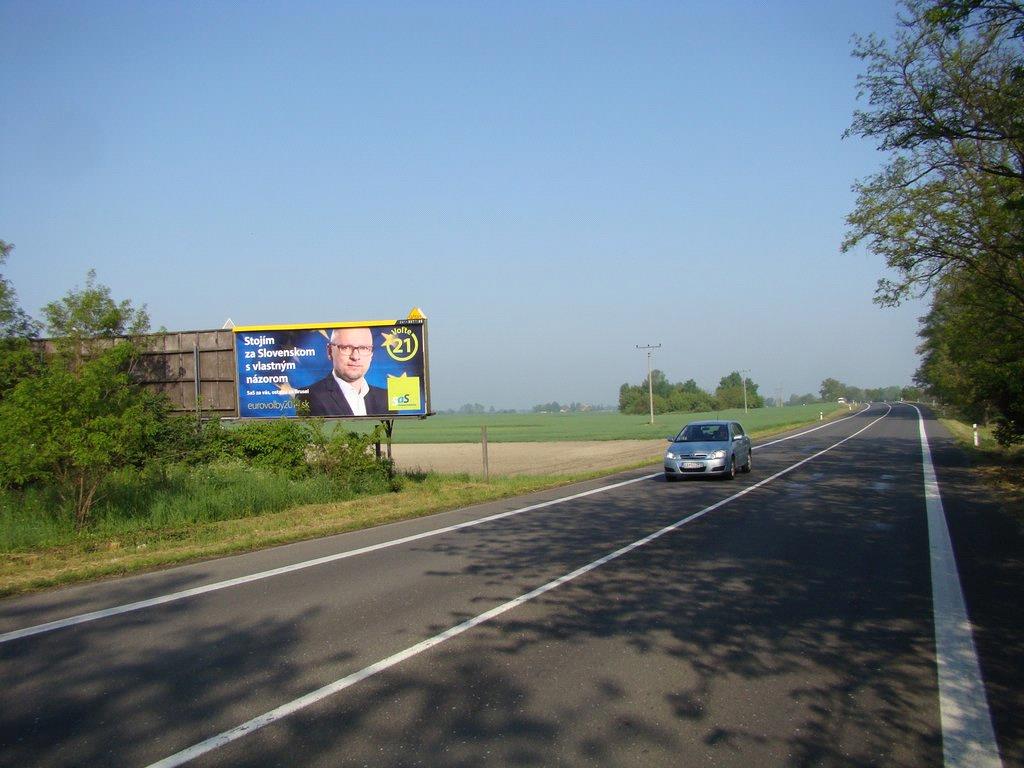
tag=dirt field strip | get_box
[390,440,667,476]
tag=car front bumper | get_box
[664,457,728,476]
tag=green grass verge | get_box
[0,462,392,552]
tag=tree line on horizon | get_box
[618,371,918,416]
[618,370,765,415]
[816,379,920,405]
[845,0,1024,445]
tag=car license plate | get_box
[682,461,703,470]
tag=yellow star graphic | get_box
[380,332,403,352]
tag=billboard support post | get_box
[374,420,395,460]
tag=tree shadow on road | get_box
[8,409,1001,767]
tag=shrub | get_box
[308,425,394,493]
[227,419,313,475]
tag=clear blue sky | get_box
[0,1,922,410]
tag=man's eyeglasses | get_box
[330,343,373,356]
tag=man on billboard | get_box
[305,327,391,416]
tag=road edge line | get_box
[913,405,1002,768]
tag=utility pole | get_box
[740,368,750,413]
[636,344,661,425]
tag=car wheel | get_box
[723,456,736,480]
[665,472,676,483]
[742,450,752,474]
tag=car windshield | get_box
[676,424,729,442]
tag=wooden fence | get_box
[38,329,239,417]
[134,329,238,417]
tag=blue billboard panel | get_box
[234,319,428,419]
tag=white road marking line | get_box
[913,405,1002,768]
[145,407,892,768]
[0,405,876,647]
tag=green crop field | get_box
[340,403,851,443]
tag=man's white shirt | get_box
[333,373,369,416]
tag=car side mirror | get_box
[666,436,674,442]
[733,435,743,441]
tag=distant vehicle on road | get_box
[664,420,752,481]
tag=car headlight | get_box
[666,451,680,460]
[709,449,727,459]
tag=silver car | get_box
[664,420,752,481]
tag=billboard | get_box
[233,315,429,419]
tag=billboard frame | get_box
[231,310,432,422]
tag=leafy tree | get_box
[0,272,167,526]
[714,371,764,409]
[678,378,705,395]
[42,268,150,339]
[845,0,1024,306]
[620,372,729,415]
[0,241,37,339]
[820,378,847,401]
[0,344,167,527]
[648,369,673,398]
[0,241,43,397]
[667,387,715,413]
[845,0,1024,442]
[618,382,647,415]
[916,270,1024,440]
[42,269,150,365]
[0,340,42,401]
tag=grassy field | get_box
[349,402,849,443]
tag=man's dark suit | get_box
[303,375,391,416]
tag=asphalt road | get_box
[0,404,1019,767]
